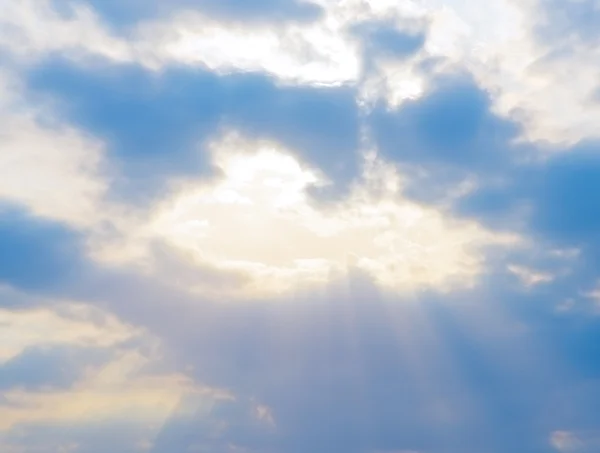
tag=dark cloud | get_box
[26,59,360,203]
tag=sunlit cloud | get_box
[132,133,516,296]
[0,68,123,231]
[0,114,109,227]
[0,296,137,361]
[0,297,217,445]
[135,9,361,85]
[507,264,554,287]
[0,0,360,85]
[1,0,600,452]
[0,311,230,451]
[0,360,228,453]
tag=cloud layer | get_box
[1,0,600,452]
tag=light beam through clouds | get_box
[1,0,600,452]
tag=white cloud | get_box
[0,66,123,231]
[0,288,232,452]
[438,0,600,145]
[0,296,191,433]
[0,113,110,227]
[358,0,600,145]
[582,283,600,313]
[0,0,131,62]
[0,0,361,85]
[109,133,519,296]
[0,350,228,431]
[135,9,361,85]
[2,0,600,146]
[551,430,584,452]
[0,0,580,303]
[507,264,554,286]
[0,297,231,444]
[0,288,140,361]
[254,403,276,427]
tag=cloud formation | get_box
[1,0,600,452]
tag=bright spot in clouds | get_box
[150,134,513,295]
[1,0,600,452]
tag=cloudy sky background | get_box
[1,0,600,451]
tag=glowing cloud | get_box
[145,134,516,296]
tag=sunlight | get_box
[148,133,515,296]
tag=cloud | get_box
[0,301,139,358]
[465,0,600,145]
[550,430,592,452]
[1,0,358,85]
[0,0,131,61]
[143,132,514,295]
[56,0,323,31]
[25,59,360,201]
[0,70,110,227]
[1,0,600,452]
[3,0,598,149]
[0,304,230,453]
[535,0,600,47]
[112,270,599,453]
[0,354,228,452]
[0,299,211,453]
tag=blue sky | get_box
[1,0,600,452]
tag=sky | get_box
[0,0,600,452]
